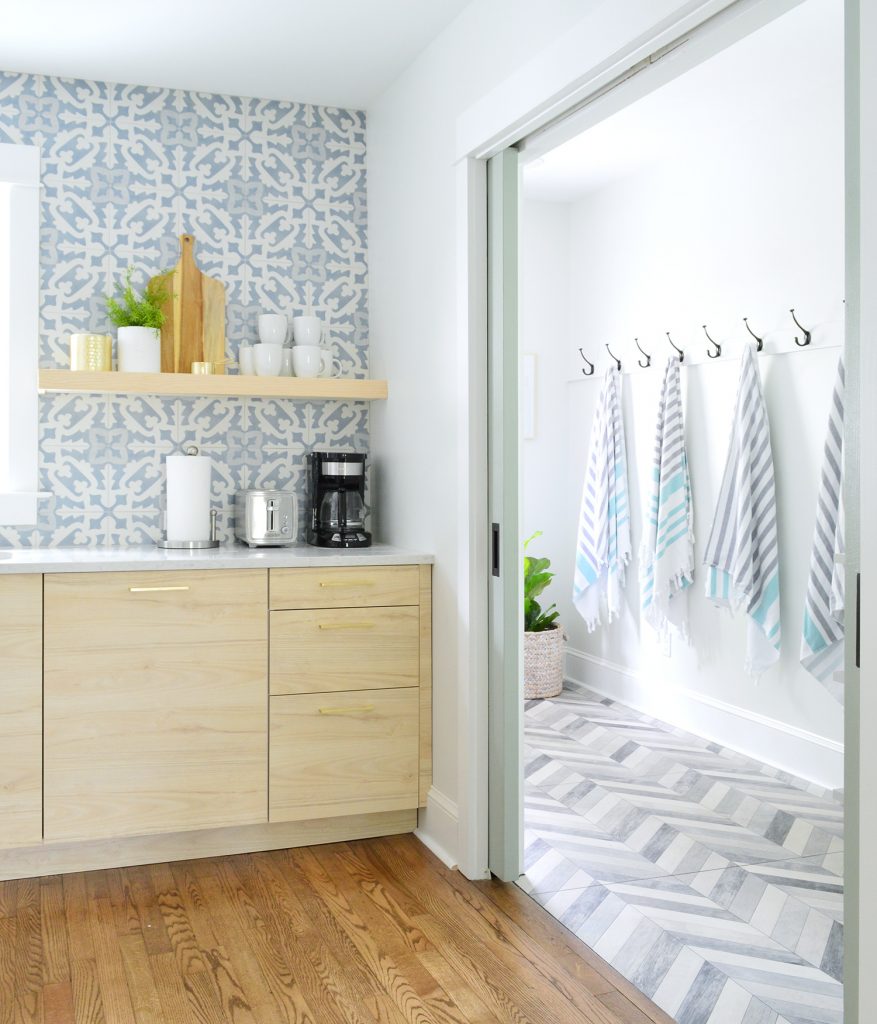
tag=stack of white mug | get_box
[240,314,342,378]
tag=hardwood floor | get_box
[0,834,672,1023]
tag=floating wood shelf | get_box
[38,369,388,401]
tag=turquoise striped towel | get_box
[703,345,781,674]
[573,367,631,631]
[801,355,845,702]
[640,357,694,641]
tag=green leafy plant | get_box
[524,531,559,633]
[105,268,170,329]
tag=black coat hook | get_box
[743,317,764,352]
[634,337,651,368]
[703,325,722,359]
[605,343,621,372]
[578,347,595,376]
[666,331,684,363]
[790,308,812,346]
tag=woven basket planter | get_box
[523,624,565,699]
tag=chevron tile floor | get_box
[518,683,843,1024]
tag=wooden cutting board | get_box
[150,234,226,374]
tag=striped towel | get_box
[703,345,781,674]
[640,357,694,641]
[573,367,631,631]
[801,355,845,702]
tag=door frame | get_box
[454,0,866,1009]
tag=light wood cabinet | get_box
[268,562,432,821]
[270,565,420,610]
[270,689,419,821]
[269,605,419,695]
[0,559,431,875]
[43,569,268,842]
[0,575,42,848]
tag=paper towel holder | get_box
[157,445,221,550]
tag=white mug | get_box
[292,315,323,346]
[253,342,283,376]
[280,348,293,376]
[239,343,254,375]
[293,345,341,379]
[258,313,288,345]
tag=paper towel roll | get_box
[166,453,212,541]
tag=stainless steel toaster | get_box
[234,489,297,547]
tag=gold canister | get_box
[70,333,112,371]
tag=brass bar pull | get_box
[128,585,191,593]
[318,622,375,631]
[319,580,374,588]
[318,704,376,716]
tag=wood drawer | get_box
[270,689,419,822]
[269,565,419,610]
[44,569,268,842]
[270,606,419,695]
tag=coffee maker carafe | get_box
[307,451,372,548]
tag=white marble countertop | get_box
[0,543,434,574]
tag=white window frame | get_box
[0,142,40,526]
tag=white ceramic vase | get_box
[117,326,161,373]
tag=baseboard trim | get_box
[415,786,459,869]
[0,809,417,882]
[565,648,844,789]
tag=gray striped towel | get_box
[640,356,694,641]
[703,344,781,674]
[573,367,631,631]
[801,355,845,702]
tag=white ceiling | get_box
[1,0,473,109]
[522,0,839,202]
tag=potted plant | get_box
[105,268,169,373]
[523,531,564,699]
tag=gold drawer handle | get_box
[319,580,374,588]
[318,622,375,631]
[318,704,376,716]
[128,585,191,593]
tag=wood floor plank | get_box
[116,933,164,1024]
[61,876,96,963]
[14,878,43,1024]
[87,898,137,1024]
[40,878,70,986]
[69,958,106,1024]
[0,917,17,1024]
[43,981,74,1024]
[0,834,675,1024]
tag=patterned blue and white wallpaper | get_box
[0,72,369,546]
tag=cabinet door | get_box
[269,565,419,610]
[270,689,418,822]
[0,575,42,848]
[270,606,419,695]
[44,570,268,842]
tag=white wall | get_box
[520,0,844,787]
[367,0,595,863]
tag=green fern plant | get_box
[524,530,560,633]
[105,268,170,329]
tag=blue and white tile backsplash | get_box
[0,72,369,547]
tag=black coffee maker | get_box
[307,451,372,548]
